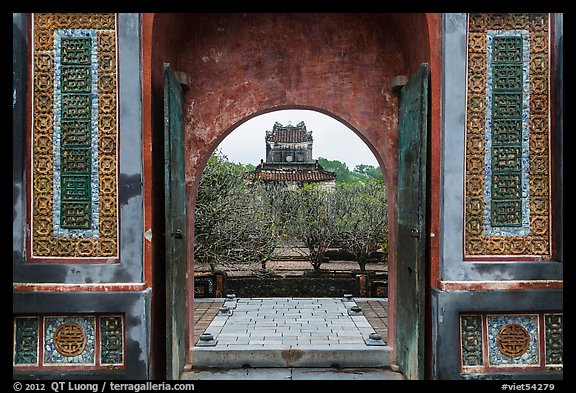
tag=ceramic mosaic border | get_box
[483,30,531,236]
[29,13,119,261]
[464,13,552,259]
[13,314,124,369]
[194,276,215,297]
[52,29,100,238]
[459,312,562,373]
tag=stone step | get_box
[182,366,404,380]
[192,345,393,368]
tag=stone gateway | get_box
[12,12,563,380]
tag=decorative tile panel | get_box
[460,312,562,373]
[487,314,539,367]
[13,317,39,366]
[194,276,215,297]
[13,314,125,370]
[460,314,483,367]
[544,313,563,366]
[30,13,118,260]
[44,316,96,365]
[464,13,551,258]
[100,315,124,365]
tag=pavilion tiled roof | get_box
[266,121,313,143]
[250,161,336,183]
[252,170,336,183]
[269,128,311,143]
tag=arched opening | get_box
[142,13,439,379]
[194,107,388,289]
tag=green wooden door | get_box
[164,63,187,380]
[396,63,429,380]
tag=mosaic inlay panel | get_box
[13,317,39,366]
[194,276,215,298]
[544,313,563,366]
[464,13,551,258]
[44,316,96,365]
[460,314,484,367]
[13,314,124,369]
[100,316,124,365]
[460,312,562,372]
[30,13,118,260]
[487,314,539,367]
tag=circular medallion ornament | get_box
[496,323,530,358]
[53,323,87,357]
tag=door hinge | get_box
[391,75,408,93]
[175,71,190,89]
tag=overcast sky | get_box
[217,109,380,170]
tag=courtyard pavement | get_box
[185,297,402,379]
[193,297,389,345]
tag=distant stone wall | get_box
[217,273,388,298]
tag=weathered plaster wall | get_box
[175,13,405,186]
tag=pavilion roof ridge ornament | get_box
[266,121,313,143]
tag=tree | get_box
[353,164,384,182]
[194,150,282,274]
[195,149,389,275]
[317,157,355,183]
[283,183,338,272]
[335,180,388,272]
[317,157,383,184]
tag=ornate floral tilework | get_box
[100,315,124,366]
[30,13,118,260]
[460,314,484,367]
[13,314,125,370]
[544,313,563,366]
[464,13,551,258]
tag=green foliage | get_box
[282,183,338,271]
[353,163,384,182]
[195,149,282,273]
[194,150,388,274]
[334,180,388,271]
[317,157,383,184]
[244,163,256,172]
[196,149,246,208]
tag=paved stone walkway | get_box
[207,297,376,346]
[192,297,392,369]
[193,299,223,345]
[193,297,388,345]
